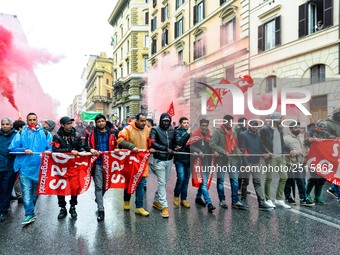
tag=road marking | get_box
[212,179,340,229]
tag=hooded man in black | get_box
[149,113,176,218]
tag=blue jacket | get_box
[0,128,16,172]
[9,124,52,181]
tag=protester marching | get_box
[1,108,340,227]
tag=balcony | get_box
[92,96,112,103]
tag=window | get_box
[220,18,235,46]
[121,26,123,37]
[193,0,205,25]
[265,76,276,92]
[106,79,109,85]
[161,4,169,22]
[145,12,149,25]
[114,70,117,80]
[299,0,333,37]
[126,60,130,75]
[143,56,149,72]
[194,36,206,60]
[121,48,123,60]
[220,0,227,5]
[145,35,149,47]
[311,64,325,84]
[126,106,130,117]
[151,38,157,54]
[107,90,111,99]
[120,65,123,78]
[153,0,157,8]
[225,66,234,80]
[258,16,281,52]
[127,40,130,52]
[151,17,157,32]
[127,17,130,30]
[162,29,168,47]
[176,0,185,10]
[175,17,184,38]
[178,49,183,64]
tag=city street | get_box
[1,168,340,255]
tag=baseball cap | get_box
[333,107,340,115]
[60,116,74,125]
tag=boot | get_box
[314,184,327,205]
[69,206,78,218]
[305,182,314,202]
[58,207,67,219]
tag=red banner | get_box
[38,153,98,196]
[102,150,150,194]
[191,157,214,190]
[306,140,340,186]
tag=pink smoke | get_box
[0,15,62,120]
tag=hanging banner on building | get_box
[306,140,340,186]
[101,150,150,194]
[38,153,98,196]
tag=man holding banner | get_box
[118,113,151,217]
[187,118,216,213]
[51,116,89,220]
[9,113,52,225]
[87,114,117,221]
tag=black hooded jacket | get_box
[150,113,176,161]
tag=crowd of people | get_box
[0,108,340,225]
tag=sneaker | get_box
[181,200,190,208]
[240,199,249,208]
[153,201,162,210]
[207,203,216,213]
[161,207,169,218]
[286,197,297,205]
[97,211,105,222]
[69,206,77,218]
[327,188,340,199]
[314,198,327,205]
[135,208,150,217]
[0,214,6,222]
[58,207,67,219]
[259,202,274,211]
[195,198,206,207]
[274,200,291,209]
[232,201,248,210]
[123,201,130,210]
[300,199,315,207]
[265,200,276,208]
[22,215,35,225]
[219,200,228,209]
[173,196,179,207]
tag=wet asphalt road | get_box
[1,167,340,255]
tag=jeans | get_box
[124,177,146,208]
[331,184,340,196]
[196,172,212,204]
[93,165,106,211]
[20,175,38,217]
[174,161,191,200]
[0,171,16,214]
[153,159,172,208]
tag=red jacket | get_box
[88,127,117,151]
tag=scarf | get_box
[220,124,237,153]
[28,124,39,130]
[186,129,211,146]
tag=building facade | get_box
[84,53,113,119]
[108,0,149,124]
[249,0,339,123]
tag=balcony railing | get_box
[92,96,112,103]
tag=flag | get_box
[38,153,98,196]
[191,157,214,189]
[306,140,340,186]
[102,150,150,194]
[75,112,81,122]
[166,101,175,116]
[110,36,115,46]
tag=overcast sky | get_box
[0,0,117,116]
